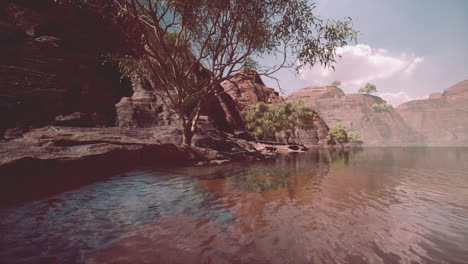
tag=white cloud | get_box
[299,44,424,92]
[404,57,424,75]
[378,91,429,106]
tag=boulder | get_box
[288,86,422,146]
[396,80,468,146]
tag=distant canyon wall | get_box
[288,80,468,147]
[396,80,468,146]
[288,86,421,146]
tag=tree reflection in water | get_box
[90,148,468,264]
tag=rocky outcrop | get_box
[115,76,245,132]
[0,122,265,205]
[396,80,468,146]
[222,70,284,115]
[288,86,422,146]
[292,110,329,146]
[0,0,133,136]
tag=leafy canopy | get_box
[246,100,315,142]
[110,0,357,145]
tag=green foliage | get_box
[246,100,315,142]
[243,58,260,71]
[371,103,392,112]
[358,83,377,94]
[326,122,360,148]
[245,103,275,139]
[110,0,357,145]
[330,80,341,88]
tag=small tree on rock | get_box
[326,122,360,148]
[358,83,377,94]
[330,80,342,88]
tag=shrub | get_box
[371,103,392,112]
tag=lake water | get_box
[1,148,467,264]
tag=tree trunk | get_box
[182,128,193,146]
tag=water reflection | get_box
[91,148,468,264]
[1,148,468,264]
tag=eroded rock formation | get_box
[115,76,245,132]
[288,86,422,146]
[396,80,468,146]
[0,0,133,136]
[222,70,284,115]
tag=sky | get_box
[262,0,468,106]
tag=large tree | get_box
[112,0,357,145]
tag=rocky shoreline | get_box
[0,125,270,206]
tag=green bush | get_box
[371,103,392,112]
[246,100,315,143]
[326,122,360,148]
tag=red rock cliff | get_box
[396,80,468,146]
[288,86,422,146]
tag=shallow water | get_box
[1,148,467,263]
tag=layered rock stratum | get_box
[288,86,422,146]
[0,1,133,134]
[396,80,468,146]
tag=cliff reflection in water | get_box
[1,148,467,264]
[90,148,468,264]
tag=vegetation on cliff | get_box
[372,102,393,112]
[358,83,378,94]
[326,122,360,148]
[107,0,357,146]
[246,100,315,144]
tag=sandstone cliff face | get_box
[115,76,245,132]
[288,86,421,146]
[0,1,132,136]
[396,80,468,146]
[222,71,329,145]
[222,71,284,115]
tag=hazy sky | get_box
[262,0,468,106]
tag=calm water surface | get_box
[1,148,467,263]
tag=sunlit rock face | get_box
[396,80,468,146]
[222,70,284,115]
[223,71,330,145]
[288,86,422,146]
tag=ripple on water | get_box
[1,148,468,264]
